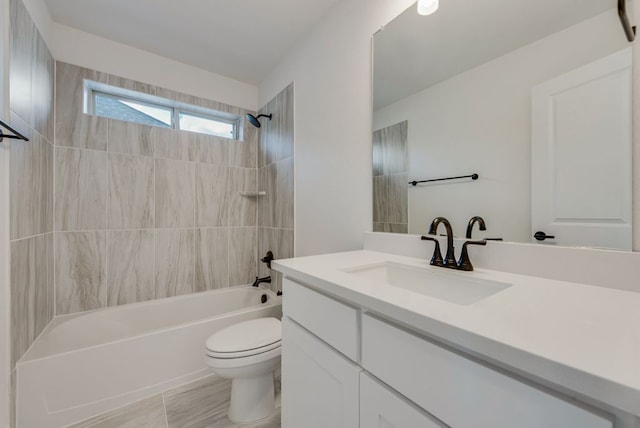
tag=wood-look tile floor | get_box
[68,374,281,428]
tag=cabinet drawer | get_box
[362,314,612,428]
[283,278,359,360]
[360,372,446,428]
[282,317,361,428]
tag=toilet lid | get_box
[206,318,281,354]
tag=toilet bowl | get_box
[205,317,281,423]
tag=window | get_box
[86,81,241,140]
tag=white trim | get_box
[83,80,242,140]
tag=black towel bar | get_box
[409,173,478,187]
[0,119,29,142]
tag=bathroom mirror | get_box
[372,0,634,250]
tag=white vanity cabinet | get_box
[360,372,447,428]
[282,277,615,428]
[281,317,361,428]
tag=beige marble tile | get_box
[381,121,408,175]
[55,231,106,315]
[46,232,54,320]
[108,120,154,157]
[372,176,388,223]
[155,158,195,228]
[108,154,154,229]
[258,227,293,279]
[10,234,53,367]
[67,394,167,428]
[229,139,257,168]
[387,173,408,224]
[259,83,293,167]
[373,222,385,232]
[231,117,258,168]
[229,168,257,227]
[10,370,16,428]
[154,127,192,161]
[372,128,384,177]
[164,374,232,428]
[9,0,34,125]
[55,62,109,150]
[228,227,257,286]
[258,158,294,229]
[32,31,54,143]
[108,74,157,96]
[155,229,194,298]
[107,230,155,306]
[195,228,229,292]
[10,113,53,240]
[195,163,229,227]
[191,132,228,165]
[387,223,409,234]
[55,147,107,231]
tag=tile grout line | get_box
[161,392,170,428]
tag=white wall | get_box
[258,0,415,257]
[0,0,10,423]
[52,23,258,111]
[373,10,627,242]
[6,0,257,111]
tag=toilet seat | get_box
[205,317,281,359]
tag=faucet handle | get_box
[420,236,445,267]
[457,239,487,271]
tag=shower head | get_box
[246,113,272,128]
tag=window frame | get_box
[86,81,241,140]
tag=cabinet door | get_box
[360,372,447,428]
[282,316,361,428]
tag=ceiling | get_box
[373,0,618,110]
[44,0,341,84]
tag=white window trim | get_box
[84,80,242,140]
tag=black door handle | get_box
[534,231,555,241]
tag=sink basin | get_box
[343,262,511,305]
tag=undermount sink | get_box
[343,262,512,305]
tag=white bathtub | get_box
[16,286,282,428]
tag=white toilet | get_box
[205,317,282,423]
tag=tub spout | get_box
[252,276,272,287]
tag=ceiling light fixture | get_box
[417,0,439,16]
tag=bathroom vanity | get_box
[273,241,640,428]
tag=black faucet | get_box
[466,216,486,239]
[420,236,444,267]
[457,240,487,271]
[428,217,456,266]
[252,276,272,287]
[422,216,487,271]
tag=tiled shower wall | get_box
[8,0,54,373]
[373,121,408,233]
[257,84,295,291]
[53,62,262,315]
[8,0,55,426]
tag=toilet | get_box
[205,317,282,423]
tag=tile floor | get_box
[67,374,281,428]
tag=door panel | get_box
[531,48,632,249]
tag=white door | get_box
[281,317,361,428]
[360,372,446,428]
[531,48,632,250]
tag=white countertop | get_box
[273,250,640,417]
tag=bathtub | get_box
[16,286,281,428]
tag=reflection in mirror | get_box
[372,0,633,250]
